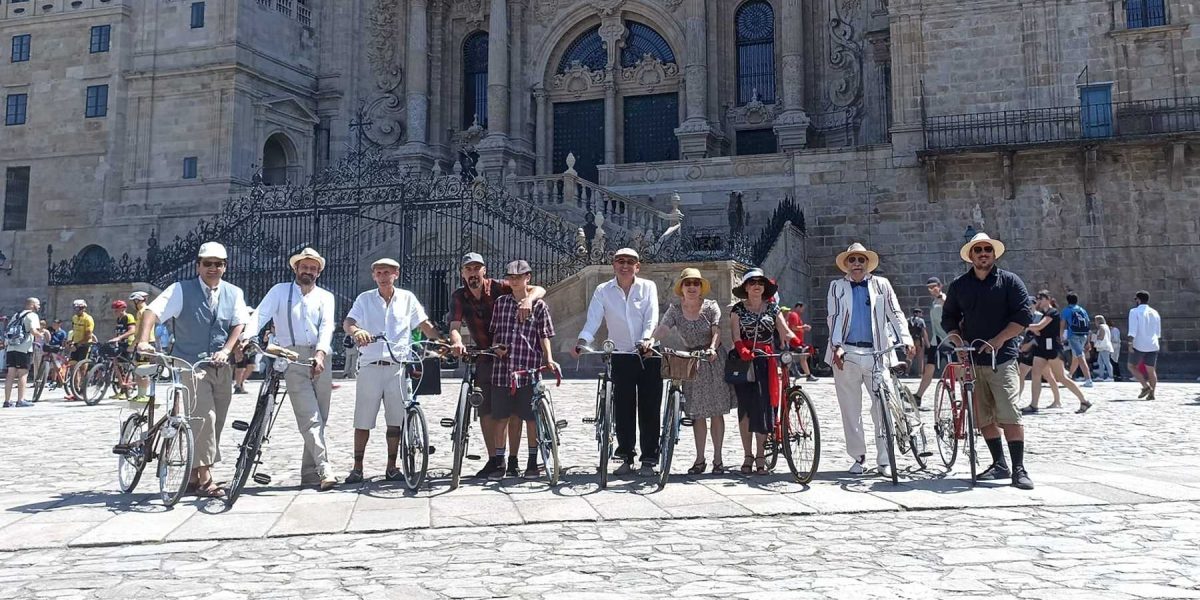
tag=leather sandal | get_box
[687,460,707,475]
[712,460,724,474]
[740,455,754,475]
[755,454,769,476]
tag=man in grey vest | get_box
[243,248,338,490]
[137,242,249,498]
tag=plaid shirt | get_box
[490,294,555,389]
[450,278,512,349]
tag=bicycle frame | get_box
[510,365,563,485]
[577,342,639,487]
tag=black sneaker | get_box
[978,462,1011,481]
[523,458,541,479]
[474,458,500,479]
[806,375,818,382]
[1012,466,1034,490]
[506,457,520,478]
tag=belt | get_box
[845,341,874,348]
[366,361,397,367]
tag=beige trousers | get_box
[189,364,234,468]
[832,352,890,467]
[283,345,333,482]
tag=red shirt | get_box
[785,310,806,345]
[449,278,513,349]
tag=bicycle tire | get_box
[32,359,48,402]
[402,405,429,491]
[535,393,561,486]
[227,413,264,507]
[879,388,899,485]
[597,375,612,489]
[158,418,195,507]
[932,380,958,469]
[65,360,86,399]
[896,383,928,470]
[966,388,978,485]
[117,413,149,493]
[449,382,470,490]
[114,360,137,399]
[782,387,821,484]
[657,389,681,490]
[82,362,110,405]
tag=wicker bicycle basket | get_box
[661,353,700,381]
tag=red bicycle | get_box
[753,349,821,484]
[931,335,995,485]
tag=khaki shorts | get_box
[973,359,1022,427]
[354,363,410,429]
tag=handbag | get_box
[724,349,755,384]
[661,353,700,381]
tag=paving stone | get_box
[268,500,355,537]
[167,512,282,542]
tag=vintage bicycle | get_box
[932,336,996,485]
[508,364,564,485]
[577,341,642,489]
[748,347,822,484]
[440,344,505,490]
[651,346,711,490]
[843,343,929,485]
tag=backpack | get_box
[1068,305,1090,334]
[908,316,926,340]
[4,311,31,346]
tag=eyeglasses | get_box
[846,256,867,264]
[201,260,227,268]
[682,280,702,287]
[971,246,994,255]
[614,258,638,266]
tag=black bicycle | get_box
[225,342,315,507]
[441,344,505,490]
[362,334,447,490]
[577,341,639,489]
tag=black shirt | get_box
[1033,308,1062,353]
[941,266,1033,365]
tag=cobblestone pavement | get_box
[2,374,1199,597]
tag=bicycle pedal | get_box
[231,420,250,431]
[439,418,455,428]
[112,444,132,456]
[427,446,435,454]
[680,418,694,426]
[252,473,271,485]
[919,451,934,457]
[582,417,596,423]
[466,454,481,461]
[555,420,568,429]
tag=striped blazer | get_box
[824,275,913,368]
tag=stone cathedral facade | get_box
[2,0,1199,369]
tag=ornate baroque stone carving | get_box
[368,0,403,92]
[829,0,864,113]
[619,55,680,94]
[533,0,557,22]
[590,0,625,16]
[657,0,683,9]
[550,62,608,99]
[725,93,781,128]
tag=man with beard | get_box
[243,248,338,490]
[447,253,546,479]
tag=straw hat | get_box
[288,247,326,271]
[672,268,711,297]
[959,232,1006,262]
[732,269,778,299]
[835,242,880,274]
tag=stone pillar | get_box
[534,84,548,174]
[674,0,718,158]
[484,0,509,142]
[604,77,617,165]
[404,0,430,146]
[773,0,810,151]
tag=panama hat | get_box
[835,242,880,274]
[288,247,326,271]
[672,268,711,297]
[733,269,778,299]
[959,232,1006,262]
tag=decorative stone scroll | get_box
[550,62,608,100]
[618,55,681,94]
[726,92,781,128]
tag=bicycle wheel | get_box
[32,359,48,402]
[114,361,136,398]
[879,390,899,485]
[534,394,561,486]
[596,375,612,489]
[117,413,149,493]
[966,387,978,485]
[449,383,470,490]
[82,362,110,405]
[64,360,84,398]
[227,413,265,507]
[402,405,429,490]
[657,390,681,490]
[895,382,928,470]
[782,387,821,484]
[158,418,195,507]
[932,380,958,468]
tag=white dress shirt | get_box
[245,282,336,354]
[577,277,659,352]
[147,277,250,326]
[346,287,429,364]
[1127,304,1162,353]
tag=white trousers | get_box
[283,346,333,482]
[832,352,889,467]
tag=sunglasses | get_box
[846,256,867,264]
[614,258,638,266]
[746,279,768,286]
[971,246,994,254]
[201,260,227,268]
[682,280,703,287]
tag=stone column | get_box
[534,84,548,174]
[484,0,509,142]
[604,77,617,165]
[773,0,810,151]
[674,0,718,158]
[405,0,430,146]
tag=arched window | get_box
[557,25,607,73]
[736,0,775,105]
[262,134,295,185]
[621,21,675,68]
[462,31,488,128]
[75,245,113,279]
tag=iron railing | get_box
[924,96,1200,151]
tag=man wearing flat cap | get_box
[825,242,913,478]
[138,241,251,498]
[243,247,338,490]
[941,232,1035,490]
[447,252,546,480]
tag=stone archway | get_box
[261,132,299,185]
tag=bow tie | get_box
[850,280,868,288]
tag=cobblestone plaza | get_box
[1,377,1199,597]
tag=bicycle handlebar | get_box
[243,340,316,368]
[509,365,562,394]
[938,334,998,370]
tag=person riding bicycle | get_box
[941,232,1035,490]
[446,252,546,479]
[136,242,251,499]
[242,247,339,491]
[106,300,137,400]
[571,248,662,478]
[343,257,443,484]
[489,259,559,480]
[825,243,914,478]
[65,299,95,401]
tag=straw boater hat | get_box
[959,232,1006,262]
[288,247,326,271]
[672,267,711,297]
[732,269,778,299]
[835,242,880,274]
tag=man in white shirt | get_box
[1127,290,1162,400]
[343,258,443,483]
[3,297,44,408]
[571,248,662,477]
[137,242,250,498]
[244,248,338,490]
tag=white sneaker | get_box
[877,464,893,478]
[1083,380,1094,388]
[848,457,865,475]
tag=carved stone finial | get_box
[565,152,578,176]
[575,228,588,255]
[452,159,462,175]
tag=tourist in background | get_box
[1127,290,1162,401]
[1024,291,1092,414]
[1091,315,1114,382]
[1060,293,1094,387]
